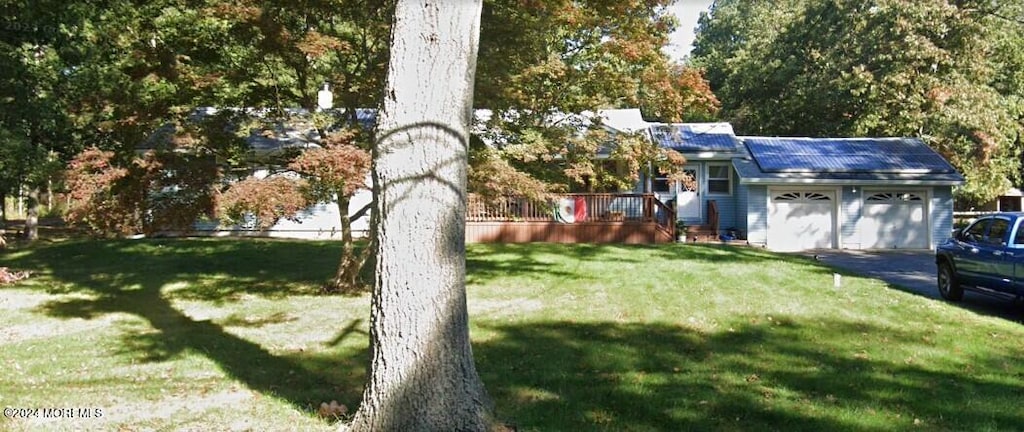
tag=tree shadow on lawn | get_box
[477,319,1024,431]
[9,239,1019,430]
[938,291,1024,322]
[2,238,340,300]
[3,238,367,417]
[467,243,598,285]
[466,242,800,286]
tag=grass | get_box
[1,238,1023,431]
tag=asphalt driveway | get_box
[812,249,1023,321]
[811,249,937,299]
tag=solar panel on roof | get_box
[745,137,956,174]
[650,124,738,152]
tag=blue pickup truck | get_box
[935,213,1024,303]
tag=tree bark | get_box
[345,0,492,430]
[326,195,373,293]
[0,191,5,249]
[22,187,38,241]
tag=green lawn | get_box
[1,238,1022,431]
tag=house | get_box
[151,107,654,240]
[143,107,965,250]
[956,187,1023,213]
[467,109,964,250]
[644,126,964,251]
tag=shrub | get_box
[218,176,310,230]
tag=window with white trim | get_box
[652,168,670,193]
[707,164,732,195]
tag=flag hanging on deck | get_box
[554,197,587,223]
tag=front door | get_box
[677,167,700,220]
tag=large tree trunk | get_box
[345,0,492,431]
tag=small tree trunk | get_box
[346,0,492,430]
[16,185,24,217]
[326,194,372,293]
[22,187,38,241]
[328,193,356,290]
[0,191,6,249]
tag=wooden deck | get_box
[466,194,675,244]
[467,221,673,244]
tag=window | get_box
[707,164,731,195]
[652,168,670,193]
[987,218,1011,245]
[772,191,833,202]
[866,192,924,203]
[963,218,989,243]
[999,196,1022,212]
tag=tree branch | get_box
[350,201,372,222]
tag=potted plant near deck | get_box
[676,220,687,242]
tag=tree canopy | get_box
[4,0,717,209]
[692,0,1024,203]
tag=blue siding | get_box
[633,160,741,232]
[707,166,742,234]
[932,186,954,248]
[745,185,768,247]
[711,196,737,234]
[633,173,646,193]
[840,186,862,249]
[736,181,749,238]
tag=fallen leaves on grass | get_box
[0,267,30,285]
[318,400,348,419]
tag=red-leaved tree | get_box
[217,176,311,230]
[64,148,145,236]
[288,130,372,292]
[65,146,223,237]
[217,129,372,292]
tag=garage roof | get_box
[735,137,964,185]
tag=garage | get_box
[734,137,964,251]
[767,190,836,251]
[858,190,929,249]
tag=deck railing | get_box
[468,193,675,233]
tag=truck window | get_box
[987,218,1010,245]
[964,219,989,243]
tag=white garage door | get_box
[768,191,835,251]
[859,191,928,249]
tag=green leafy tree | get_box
[692,0,1024,203]
[473,0,718,197]
[0,2,77,238]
